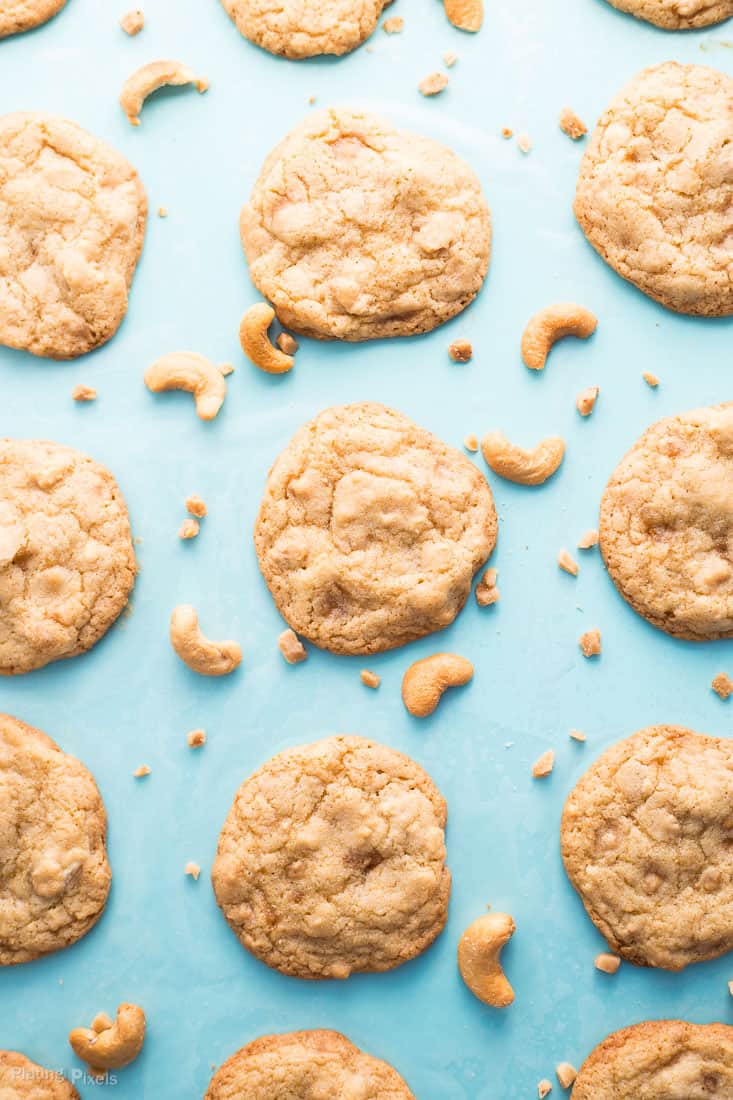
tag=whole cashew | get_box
[69,1003,146,1074]
[170,604,242,676]
[401,653,474,717]
[144,352,227,420]
[458,912,516,1007]
[120,60,209,126]
[239,303,295,375]
[521,303,597,371]
[481,432,565,486]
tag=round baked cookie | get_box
[241,108,491,340]
[575,62,733,316]
[0,1051,80,1098]
[205,1031,415,1098]
[573,1021,733,1099]
[0,0,69,37]
[603,0,733,27]
[0,112,147,358]
[254,402,496,655]
[600,403,733,640]
[221,0,386,58]
[561,725,733,970]
[0,714,111,965]
[0,439,136,674]
[211,735,450,979]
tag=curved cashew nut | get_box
[458,912,516,1007]
[481,432,565,486]
[239,303,295,375]
[120,60,209,126]
[69,1003,146,1073]
[444,0,483,31]
[401,653,474,717]
[144,352,226,420]
[170,604,242,676]
[521,304,597,371]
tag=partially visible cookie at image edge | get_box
[0,0,69,37]
[603,0,733,28]
[221,0,387,58]
[0,1050,80,1097]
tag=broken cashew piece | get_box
[402,653,473,717]
[120,60,208,126]
[170,604,242,676]
[521,304,597,371]
[69,1003,146,1074]
[239,303,295,375]
[144,352,226,420]
[444,0,483,31]
[458,912,516,1007]
[481,432,565,486]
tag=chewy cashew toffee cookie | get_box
[600,403,733,640]
[211,735,450,979]
[0,714,111,966]
[0,1051,80,1098]
[205,1030,415,1098]
[573,1021,733,1099]
[0,112,147,359]
[241,108,491,340]
[0,0,69,37]
[575,63,733,316]
[561,725,733,970]
[603,0,733,27]
[221,0,387,58]
[254,403,497,655]
[0,439,136,674]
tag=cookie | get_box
[0,714,111,965]
[211,735,450,979]
[254,403,496,655]
[205,1031,415,1098]
[241,108,491,340]
[0,439,136,674]
[221,0,386,58]
[574,63,733,316]
[0,112,147,358]
[0,1051,80,1098]
[561,725,733,970]
[0,0,68,37]
[573,1021,733,1099]
[599,403,733,640]
[603,0,733,27]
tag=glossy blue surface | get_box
[2,0,733,1095]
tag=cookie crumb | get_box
[556,1064,577,1089]
[449,338,472,362]
[220,362,234,376]
[577,529,599,550]
[712,672,733,699]
[184,862,201,880]
[72,384,97,402]
[538,1082,553,1099]
[157,206,168,217]
[443,50,458,66]
[642,371,660,388]
[594,952,621,974]
[501,127,513,139]
[120,8,144,34]
[278,628,308,664]
[576,386,599,417]
[558,550,579,576]
[419,72,449,96]
[133,765,151,778]
[559,107,587,140]
[476,567,499,607]
[360,669,381,689]
[276,332,299,356]
[187,728,206,748]
[569,729,586,742]
[383,15,403,31]
[178,518,200,540]
[517,133,532,154]
[464,433,479,453]
[532,750,554,778]
[579,629,601,657]
[185,494,207,518]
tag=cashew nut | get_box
[458,912,516,1007]
[239,303,295,375]
[481,432,565,485]
[521,304,597,371]
[120,60,208,126]
[170,604,242,676]
[444,0,483,31]
[144,352,226,420]
[69,1003,145,1074]
[401,653,473,717]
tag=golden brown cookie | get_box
[575,63,733,316]
[205,1031,415,1098]
[0,1051,80,1098]
[0,439,136,674]
[221,0,387,58]
[241,108,491,340]
[0,714,111,965]
[254,403,496,655]
[561,725,733,970]
[0,0,69,37]
[603,0,733,27]
[211,735,450,979]
[573,1021,733,1098]
[0,112,147,358]
[599,403,733,640]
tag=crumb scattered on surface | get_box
[569,729,586,742]
[449,338,473,362]
[444,50,458,66]
[559,107,587,140]
[360,669,381,689]
[383,15,403,31]
[556,1064,577,1089]
[419,71,449,96]
[187,728,206,748]
[72,384,97,402]
[120,8,144,34]
[185,862,201,880]
[642,371,659,387]
[558,550,579,576]
[185,494,207,518]
[577,529,599,550]
[220,362,234,376]
[278,628,308,664]
[501,127,513,139]
[464,433,479,453]
[712,672,733,699]
[594,952,621,974]
[579,629,601,658]
[576,386,599,417]
[532,749,555,778]
[276,332,299,355]
[517,133,531,154]
[476,568,499,607]
[178,518,200,540]
[133,765,151,778]
[308,95,317,105]
[538,1082,553,1099]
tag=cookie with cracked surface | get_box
[0,0,69,36]
[205,1030,415,1098]
[254,402,497,655]
[0,439,136,674]
[0,112,147,358]
[603,0,733,27]
[575,63,733,316]
[573,1021,733,1098]
[600,403,733,640]
[561,725,733,970]
[0,1051,80,1097]
[211,735,450,979]
[221,0,387,58]
[241,108,491,340]
[0,714,111,965]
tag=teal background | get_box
[2,0,733,1095]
